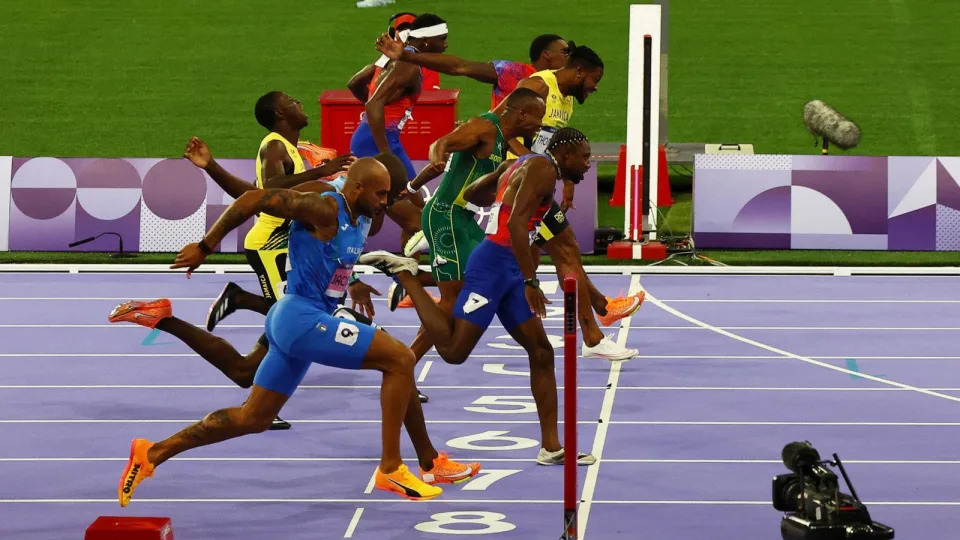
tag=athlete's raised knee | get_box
[392,346,417,376]
[366,334,417,375]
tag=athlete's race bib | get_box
[530,126,558,153]
[397,108,414,131]
[484,202,503,235]
[325,265,354,298]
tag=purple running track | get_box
[0,271,958,538]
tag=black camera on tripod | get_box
[772,441,894,540]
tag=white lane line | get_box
[416,361,433,384]
[644,291,960,405]
[344,507,364,538]
[579,273,642,539]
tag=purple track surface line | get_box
[662,300,960,328]
[2,460,590,501]
[638,274,960,300]
[0,422,599,460]
[592,461,959,503]
[0,355,615,387]
[0,386,605,422]
[3,272,959,539]
[0,501,569,540]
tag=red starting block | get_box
[85,516,174,540]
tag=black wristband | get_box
[198,239,213,254]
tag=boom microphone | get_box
[67,231,135,258]
[803,100,861,153]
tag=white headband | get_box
[374,30,412,67]
[408,23,447,39]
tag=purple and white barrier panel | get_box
[693,154,960,251]
[0,156,598,254]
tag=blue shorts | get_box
[253,294,376,396]
[350,121,416,180]
[453,239,535,333]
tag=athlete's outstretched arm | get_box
[462,159,514,207]
[407,161,447,192]
[172,189,336,273]
[366,61,420,154]
[348,64,377,103]
[183,138,351,198]
[427,117,494,168]
[376,34,497,83]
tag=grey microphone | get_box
[803,100,861,154]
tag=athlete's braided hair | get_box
[546,127,589,152]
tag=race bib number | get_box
[324,265,353,298]
[484,203,502,235]
[397,108,413,131]
[334,321,360,346]
[530,127,558,153]
[528,225,541,245]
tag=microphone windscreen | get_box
[803,100,861,150]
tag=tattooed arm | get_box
[171,188,337,273]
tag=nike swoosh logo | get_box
[442,467,473,479]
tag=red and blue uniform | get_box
[490,60,537,110]
[350,46,428,179]
[452,153,555,332]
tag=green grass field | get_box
[2,0,959,265]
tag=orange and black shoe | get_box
[598,290,646,327]
[108,299,172,329]
[375,464,442,500]
[118,438,156,507]
[420,452,481,485]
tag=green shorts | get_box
[422,199,486,282]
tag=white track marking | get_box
[0,384,607,390]
[0,353,535,358]
[4,457,958,465]
[660,299,960,304]
[3,296,960,303]
[0,498,559,504]
[645,291,960,404]
[0,498,956,506]
[363,471,377,494]
[599,459,960,465]
[0,457,539,463]
[4,323,960,331]
[1,262,959,275]
[1,420,958,426]
[344,508,364,538]
[579,273,642,539]
[416,361,433,383]
[3,354,959,360]
[4,385,960,392]
[0,419,597,424]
